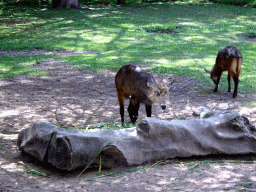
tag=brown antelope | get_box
[115,64,169,125]
[204,46,243,98]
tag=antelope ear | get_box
[147,82,158,90]
[204,68,211,74]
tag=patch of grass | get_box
[172,116,183,120]
[236,182,253,191]
[76,140,114,179]
[81,158,255,181]
[0,56,53,78]
[176,159,255,175]
[82,160,170,181]
[86,122,135,130]
[194,87,213,94]
[0,3,256,95]
[238,182,253,188]
[58,122,135,132]
[25,167,51,178]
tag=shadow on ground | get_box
[1,59,256,192]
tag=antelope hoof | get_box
[130,116,137,124]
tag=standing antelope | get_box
[115,64,169,125]
[204,46,243,98]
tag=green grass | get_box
[0,3,256,94]
[0,55,52,78]
[194,87,214,94]
[59,122,136,132]
[25,167,51,178]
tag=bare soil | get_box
[1,50,256,192]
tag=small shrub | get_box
[209,0,256,7]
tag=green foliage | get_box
[209,0,256,7]
[59,122,135,132]
[25,167,51,178]
[4,0,51,7]
[76,140,114,179]
[85,122,135,130]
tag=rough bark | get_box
[52,0,82,9]
[17,108,256,171]
[117,0,126,6]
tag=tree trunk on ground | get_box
[117,0,126,6]
[52,0,82,9]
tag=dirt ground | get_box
[1,50,256,192]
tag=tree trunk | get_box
[52,0,82,9]
[117,0,126,6]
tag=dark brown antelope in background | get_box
[204,46,243,98]
[115,64,169,125]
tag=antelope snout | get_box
[161,104,167,110]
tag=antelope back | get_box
[115,64,169,106]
